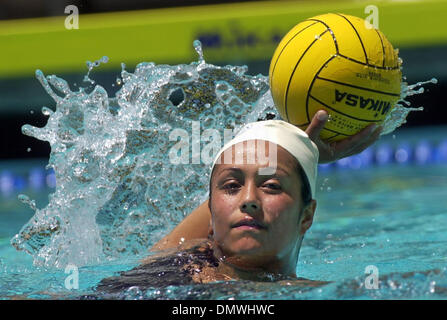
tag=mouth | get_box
[231,219,267,231]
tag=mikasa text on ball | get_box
[269,13,402,141]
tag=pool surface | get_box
[1,149,447,299]
[1,56,446,299]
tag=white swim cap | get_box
[211,120,319,198]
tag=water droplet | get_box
[193,39,205,64]
[429,281,436,293]
[84,56,109,84]
[18,194,37,211]
[41,107,53,116]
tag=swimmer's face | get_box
[209,140,316,269]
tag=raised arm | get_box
[151,200,212,251]
[151,110,383,251]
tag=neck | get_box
[212,241,301,281]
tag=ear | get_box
[299,199,316,236]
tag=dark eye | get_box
[263,182,282,191]
[222,181,241,194]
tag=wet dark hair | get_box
[297,164,312,207]
[208,163,312,208]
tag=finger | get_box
[344,126,383,157]
[332,123,379,155]
[305,110,328,140]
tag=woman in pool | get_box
[95,110,382,294]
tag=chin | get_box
[229,238,264,255]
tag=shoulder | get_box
[141,238,212,265]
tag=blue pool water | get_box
[1,127,447,299]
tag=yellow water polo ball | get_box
[269,13,402,141]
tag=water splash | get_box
[11,41,274,268]
[18,194,37,211]
[11,41,432,268]
[84,56,109,85]
[381,78,437,135]
[193,39,205,65]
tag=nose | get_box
[239,182,261,214]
